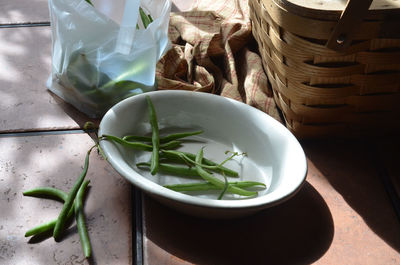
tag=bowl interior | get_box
[98,90,307,210]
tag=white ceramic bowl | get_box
[98,90,307,218]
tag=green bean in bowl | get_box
[98,90,307,218]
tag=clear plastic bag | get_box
[47,0,171,117]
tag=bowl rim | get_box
[98,90,308,210]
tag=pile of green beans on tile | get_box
[23,147,94,258]
[101,96,266,199]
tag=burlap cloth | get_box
[156,0,281,122]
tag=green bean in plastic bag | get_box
[47,0,171,118]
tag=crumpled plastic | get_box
[47,0,171,117]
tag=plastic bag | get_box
[47,0,171,117]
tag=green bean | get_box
[146,96,160,175]
[216,152,247,199]
[139,7,152,28]
[23,187,68,201]
[101,134,180,151]
[96,142,108,161]
[24,188,69,237]
[53,147,93,241]
[25,216,67,237]
[195,148,257,197]
[121,135,151,142]
[136,162,200,177]
[24,182,90,237]
[160,150,239,177]
[218,173,229,200]
[160,130,203,142]
[100,134,155,150]
[122,130,203,143]
[160,140,182,150]
[163,151,209,170]
[75,180,91,258]
[164,181,266,192]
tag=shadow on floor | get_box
[144,181,334,265]
[302,138,400,253]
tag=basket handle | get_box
[326,0,373,51]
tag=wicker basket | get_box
[249,0,400,138]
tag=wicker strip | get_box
[250,0,400,137]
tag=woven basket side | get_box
[258,0,400,40]
[250,0,400,137]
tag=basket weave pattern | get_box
[249,0,400,137]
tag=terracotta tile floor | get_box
[0,26,95,133]
[141,139,400,265]
[1,1,399,265]
[0,0,49,24]
[1,134,132,264]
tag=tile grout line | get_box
[133,187,144,265]
[0,129,88,137]
[1,18,145,264]
[2,127,144,265]
[0,22,50,28]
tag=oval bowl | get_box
[98,90,307,218]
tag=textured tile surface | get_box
[141,139,400,265]
[302,139,400,264]
[0,0,194,133]
[0,26,95,132]
[0,133,132,264]
[0,0,49,24]
[0,0,193,25]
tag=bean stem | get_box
[146,96,160,175]
[53,147,94,241]
[164,181,266,192]
[75,180,91,258]
[195,148,257,197]
[122,130,203,144]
